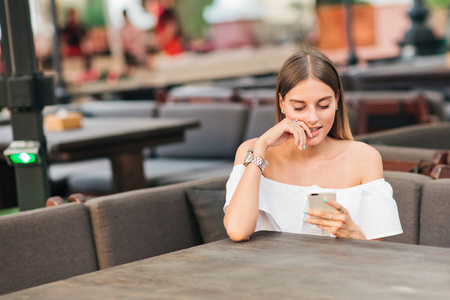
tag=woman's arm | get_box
[223,140,262,242]
[224,118,312,242]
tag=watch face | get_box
[243,151,253,166]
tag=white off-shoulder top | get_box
[225,165,403,240]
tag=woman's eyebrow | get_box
[289,96,333,103]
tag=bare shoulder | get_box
[350,141,382,160]
[348,141,383,183]
[234,138,258,166]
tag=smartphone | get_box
[307,192,336,215]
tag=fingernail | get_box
[323,198,329,202]
[303,210,308,214]
[303,145,306,150]
[296,141,299,146]
[302,218,307,222]
[310,134,313,138]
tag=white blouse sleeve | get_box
[224,165,244,213]
[224,165,280,231]
[357,179,403,240]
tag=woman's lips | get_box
[310,127,322,138]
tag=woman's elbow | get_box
[224,220,253,242]
[226,229,252,242]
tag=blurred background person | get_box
[149,0,184,56]
[120,9,147,74]
[60,7,99,84]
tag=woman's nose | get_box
[306,108,319,124]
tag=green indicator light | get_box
[9,153,37,164]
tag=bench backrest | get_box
[419,179,450,247]
[86,176,228,269]
[0,204,98,295]
[384,171,431,245]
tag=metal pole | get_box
[0,0,54,210]
[344,0,358,66]
[50,0,67,102]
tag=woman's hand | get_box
[303,198,367,240]
[256,118,313,152]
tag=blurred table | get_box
[343,55,450,98]
[63,44,297,99]
[3,231,450,299]
[0,118,199,192]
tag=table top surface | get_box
[3,231,450,300]
[345,55,450,77]
[0,117,199,159]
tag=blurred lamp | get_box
[4,141,41,166]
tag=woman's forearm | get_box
[224,163,263,242]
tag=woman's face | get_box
[279,77,338,146]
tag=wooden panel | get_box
[317,4,375,49]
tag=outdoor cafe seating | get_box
[2,168,450,296]
[3,0,450,297]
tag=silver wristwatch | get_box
[243,148,268,172]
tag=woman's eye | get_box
[294,107,305,111]
[319,105,330,109]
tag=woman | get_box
[224,48,402,242]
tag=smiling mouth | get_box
[310,127,322,133]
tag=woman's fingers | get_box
[321,197,344,213]
[267,118,313,150]
[288,119,309,150]
[294,121,313,141]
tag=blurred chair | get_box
[239,89,276,107]
[79,100,157,118]
[373,144,449,177]
[165,85,238,103]
[243,105,276,140]
[346,90,445,134]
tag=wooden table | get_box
[3,231,450,299]
[0,118,199,192]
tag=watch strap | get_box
[244,148,268,172]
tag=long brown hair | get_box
[275,48,353,140]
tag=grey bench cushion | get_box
[383,171,431,245]
[0,204,98,295]
[356,122,450,150]
[373,145,443,162]
[86,176,228,269]
[420,179,450,247]
[156,104,248,159]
